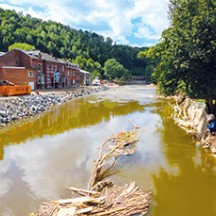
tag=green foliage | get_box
[144,65,154,80]
[8,42,35,51]
[72,56,103,78]
[138,46,159,80]
[92,69,101,80]
[0,8,150,80]
[104,58,130,80]
[144,0,216,99]
[73,56,87,69]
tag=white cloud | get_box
[0,0,169,46]
[0,3,21,11]
[135,26,160,41]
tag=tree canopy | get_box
[9,42,35,51]
[104,58,130,80]
[139,0,216,99]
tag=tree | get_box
[104,58,129,80]
[92,69,101,80]
[142,0,216,112]
[8,42,35,51]
[73,55,87,69]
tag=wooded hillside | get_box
[0,8,150,78]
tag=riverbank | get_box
[172,96,216,157]
[0,85,110,127]
[1,85,215,216]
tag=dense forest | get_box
[0,8,151,81]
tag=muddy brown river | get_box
[0,85,215,216]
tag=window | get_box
[38,64,41,71]
[62,65,64,72]
[47,63,50,70]
[28,71,34,77]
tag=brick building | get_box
[65,62,83,86]
[80,70,91,86]
[0,49,86,89]
[0,49,37,89]
[26,50,82,88]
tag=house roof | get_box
[26,50,40,56]
[0,51,5,56]
[25,50,65,64]
[80,69,90,74]
[0,49,34,61]
[65,62,80,70]
[40,52,63,63]
[23,50,40,59]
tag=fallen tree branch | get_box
[31,122,151,216]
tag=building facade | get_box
[0,49,37,89]
[0,49,87,90]
[80,70,91,86]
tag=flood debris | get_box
[111,119,140,157]
[173,95,216,156]
[110,127,139,157]
[33,182,150,216]
[31,123,151,216]
[88,122,139,190]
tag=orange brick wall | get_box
[0,67,37,87]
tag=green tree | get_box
[104,58,129,80]
[73,55,87,69]
[92,69,101,80]
[8,42,35,51]
[142,0,216,112]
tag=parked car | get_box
[92,79,100,86]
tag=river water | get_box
[0,85,215,216]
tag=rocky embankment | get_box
[0,86,109,126]
[173,96,216,156]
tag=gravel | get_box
[0,86,109,126]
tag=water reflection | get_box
[0,98,144,147]
[0,159,12,197]
[0,86,215,216]
[111,106,181,194]
[0,95,148,215]
[150,103,216,216]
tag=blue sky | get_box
[0,0,170,47]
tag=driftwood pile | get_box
[34,182,150,216]
[31,123,151,216]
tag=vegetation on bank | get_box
[0,8,153,81]
[138,0,216,113]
